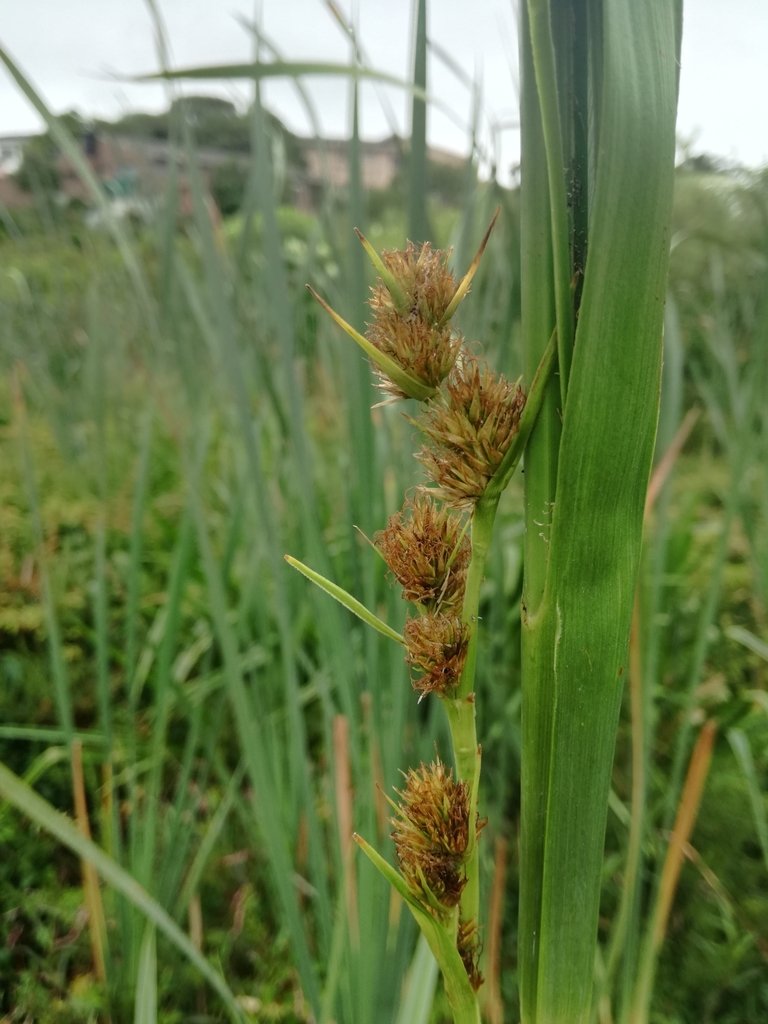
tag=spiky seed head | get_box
[374,494,470,611]
[391,760,471,910]
[404,614,469,697]
[366,242,462,397]
[371,242,458,324]
[367,314,462,398]
[417,356,527,508]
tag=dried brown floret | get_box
[417,356,527,508]
[391,760,471,910]
[457,918,484,991]
[374,495,470,611]
[404,614,469,697]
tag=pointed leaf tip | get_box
[440,206,501,326]
[355,228,409,312]
[307,284,435,402]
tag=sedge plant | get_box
[291,214,556,1024]
[292,2,682,1022]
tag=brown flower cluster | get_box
[404,614,469,697]
[371,243,457,325]
[418,356,527,507]
[374,494,470,612]
[391,760,471,912]
[367,243,463,398]
[457,919,484,991]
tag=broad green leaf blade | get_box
[285,555,404,645]
[519,2,682,1021]
[0,762,245,1024]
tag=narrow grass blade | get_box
[0,763,246,1023]
[523,0,574,402]
[629,721,718,1022]
[439,208,500,326]
[353,833,479,1023]
[136,59,424,94]
[71,740,109,984]
[408,0,429,244]
[0,47,155,327]
[133,924,158,1024]
[356,228,408,312]
[727,728,768,872]
[395,934,439,1024]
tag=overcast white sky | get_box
[1,0,766,177]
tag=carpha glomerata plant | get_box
[291,1,683,1022]
[291,216,555,1023]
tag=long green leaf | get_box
[519,2,682,1021]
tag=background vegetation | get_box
[1,18,767,1023]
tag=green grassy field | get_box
[1,21,767,1024]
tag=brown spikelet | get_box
[374,495,470,611]
[367,314,462,397]
[457,918,484,991]
[371,242,458,324]
[391,760,471,911]
[366,243,462,397]
[404,614,469,697]
[417,356,527,508]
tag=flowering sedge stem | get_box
[441,493,498,935]
[441,330,556,941]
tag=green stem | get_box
[459,495,499,701]
[441,494,498,936]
